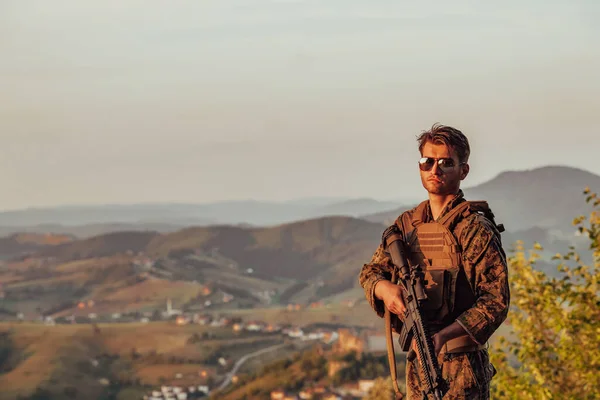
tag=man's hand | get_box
[408,332,445,360]
[374,280,406,315]
[432,322,467,356]
[432,332,446,356]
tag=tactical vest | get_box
[395,200,504,329]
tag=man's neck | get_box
[428,192,459,220]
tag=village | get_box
[16,294,386,400]
[135,308,389,400]
[141,379,380,400]
[143,385,209,400]
[2,253,389,400]
[138,323,388,400]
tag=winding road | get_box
[213,342,289,392]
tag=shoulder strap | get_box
[439,200,505,236]
[468,201,505,233]
[451,201,506,244]
[437,200,472,230]
[394,200,429,243]
[411,200,430,227]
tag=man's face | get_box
[419,141,469,196]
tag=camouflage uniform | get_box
[359,190,510,399]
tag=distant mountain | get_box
[280,196,354,206]
[3,166,598,236]
[0,222,186,239]
[311,198,401,217]
[0,204,217,227]
[361,205,415,225]
[0,198,404,235]
[463,165,600,232]
[363,166,600,234]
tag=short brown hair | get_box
[417,123,470,163]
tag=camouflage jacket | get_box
[358,190,510,345]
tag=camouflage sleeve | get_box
[455,216,510,345]
[358,243,395,318]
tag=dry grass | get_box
[97,322,203,354]
[2,259,42,272]
[200,268,284,292]
[13,233,73,246]
[0,323,95,399]
[0,322,226,399]
[0,273,22,284]
[54,255,132,273]
[98,278,201,310]
[135,364,216,386]
[6,271,90,289]
[0,320,305,400]
[214,303,382,328]
[146,228,214,257]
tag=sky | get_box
[2,0,599,211]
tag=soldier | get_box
[359,124,510,399]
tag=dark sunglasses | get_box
[418,157,463,172]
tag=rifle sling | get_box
[385,270,403,399]
[441,334,485,354]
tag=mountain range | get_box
[0,165,598,320]
[0,198,405,237]
[2,166,597,239]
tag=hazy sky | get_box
[2,1,599,210]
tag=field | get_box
[0,321,293,400]
[211,302,382,328]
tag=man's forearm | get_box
[358,244,396,318]
[438,321,467,343]
[373,279,387,300]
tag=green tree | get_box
[491,188,600,400]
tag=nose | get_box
[431,162,442,175]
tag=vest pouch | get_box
[422,266,460,322]
[421,268,446,312]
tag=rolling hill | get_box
[0,216,386,319]
[0,233,74,260]
[2,165,599,320]
[38,231,159,261]
[0,321,278,400]
[0,222,186,239]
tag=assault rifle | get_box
[382,225,447,400]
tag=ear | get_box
[460,163,470,180]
